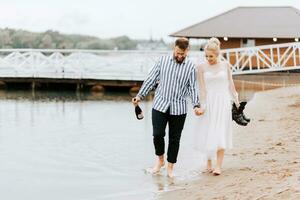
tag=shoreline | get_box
[159,86,300,200]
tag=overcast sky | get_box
[1,0,300,41]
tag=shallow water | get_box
[0,73,299,200]
[0,91,203,200]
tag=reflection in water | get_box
[0,88,159,200]
[0,90,130,102]
[151,175,176,193]
[0,89,156,103]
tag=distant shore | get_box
[159,86,300,200]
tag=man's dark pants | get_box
[152,108,186,163]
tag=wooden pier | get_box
[0,43,299,92]
[0,77,143,93]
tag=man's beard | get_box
[174,55,186,64]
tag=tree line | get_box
[0,28,167,50]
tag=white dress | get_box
[194,62,233,159]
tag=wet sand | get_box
[159,86,300,200]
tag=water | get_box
[0,91,189,200]
[0,73,299,200]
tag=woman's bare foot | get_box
[212,167,221,176]
[204,168,213,173]
[214,149,224,176]
[206,160,213,173]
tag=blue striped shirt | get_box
[137,55,200,115]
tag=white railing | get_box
[0,42,299,81]
[219,42,300,75]
[0,49,203,81]
[0,49,173,81]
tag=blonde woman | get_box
[196,37,239,175]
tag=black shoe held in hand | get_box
[238,101,251,122]
[232,101,250,126]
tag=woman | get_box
[196,37,239,175]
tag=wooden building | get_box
[170,6,300,49]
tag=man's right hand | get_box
[132,96,141,106]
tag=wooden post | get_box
[76,83,81,92]
[31,81,35,90]
[31,81,36,99]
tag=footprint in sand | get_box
[265,159,277,163]
[239,167,252,171]
[275,142,284,146]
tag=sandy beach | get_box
[159,86,300,200]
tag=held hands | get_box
[194,107,204,116]
[194,102,206,116]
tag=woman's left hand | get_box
[235,101,240,108]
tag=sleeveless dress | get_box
[194,62,233,160]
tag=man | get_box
[132,37,203,178]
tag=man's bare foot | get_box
[150,160,165,174]
[167,169,174,178]
[167,163,174,178]
[212,167,221,176]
